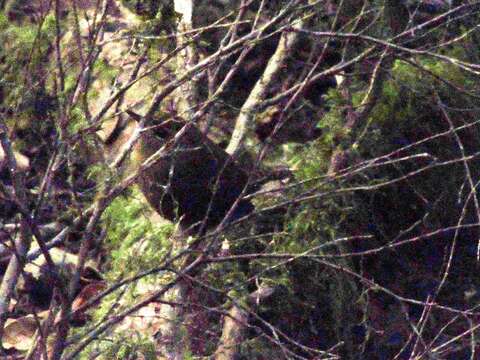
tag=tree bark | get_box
[214,305,249,360]
[226,11,306,157]
[214,286,274,360]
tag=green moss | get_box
[102,189,174,278]
[77,190,176,358]
[67,107,88,134]
[0,12,8,29]
[93,59,119,85]
[81,330,157,360]
[42,13,57,36]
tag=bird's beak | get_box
[125,109,143,122]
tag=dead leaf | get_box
[2,315,38,351]
[117,301,164,335]
[53,281,107,325]
[72,281,107,312]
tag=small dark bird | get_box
[107,110,254,234]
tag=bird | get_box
[104,110,254,235]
